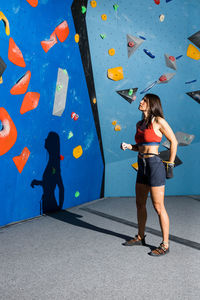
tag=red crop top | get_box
[135,120,162,146]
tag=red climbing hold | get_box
[154,0,160,4]
[71,112,79,121]
[159,75,167,82]
[13,147,30,173]
[26,0,38,7]
[0,107,17,156]
[10,70,31,95]
[128,41,134,48]
[41,31,57,53]
[60,155,64,160]
[169,56,175,61]
[20,92,40,114]
[8,37,26,68]
[55,21,69,43]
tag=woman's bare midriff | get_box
[138,145,160,158]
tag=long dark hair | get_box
[142,93,164,127]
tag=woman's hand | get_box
[121,142,138,151]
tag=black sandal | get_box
[149,242,169,256]
[123,235,146,246]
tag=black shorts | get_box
[136,155,166,187]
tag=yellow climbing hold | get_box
[187,44,200,60]
[107,66,123,81]
[73,145,83,159]
[0,11,10,36]
[108,48,115,56]
[101,14,107,21]
[112,120,117,125]
[93,98,96,104]
[0,76,2,84]
[75,34,79,43]
[131,162,138,171]
[114,125,121,131]
[90,1,97,7]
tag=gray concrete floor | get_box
[0,196,200,300]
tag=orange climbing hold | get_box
[108,48,115,56]
[101,14,107,20]
[187,44,200,60]
[8,37,26,68]
[90,1,97,7]
[41,31,57,53]
[25,0,38,7]
[55,21,69,43]
[10,70,31,95]
[73,145,83,159]
[107,66,124,81]
[20,92,40,114]
[114,125,121,131]
[13,147,30,173]
[0,107,17,156]
[132,162,138,171]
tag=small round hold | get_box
[108,48,115,56]
[159,14,165,22]
[128,41,134,48]
[74,34,79,43]
[169,56,175,61]
[101,14,107,21]
[90,0,97,7]
[93,98,97,104]
[112,120,117,126]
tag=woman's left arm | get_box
[157,117,178,163]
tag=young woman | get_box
[121,93,177,256]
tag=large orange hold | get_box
[13,147,30,173]
[10,70,31,95]
[26,0,38,7]
[0,107,17,156]
[20,92,40,114]
[8,37,26,68]
[107,66,124,81]
[55,21,69,43]
[41,31,57,53]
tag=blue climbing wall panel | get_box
[86,0,200,196]
[0,0,104,226]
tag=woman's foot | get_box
[123,234,146,246]
[149,242,169,256]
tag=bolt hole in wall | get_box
[86,0,200,196]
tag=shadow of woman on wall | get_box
[31,131,64,214]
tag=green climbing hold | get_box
[128,89,133,96]
[56,84,63,92]
[113,4,119,11]
[68,131,73,139]
[81,6,87,14]
[52,167,56,175]
[63,69,67,75]
[75,191,80,198]
[100,34,106,39]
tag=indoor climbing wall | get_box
[86,0,200,196]
[0,0,104,226]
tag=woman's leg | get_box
[150,185,169,247]
[136,183,150,239]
